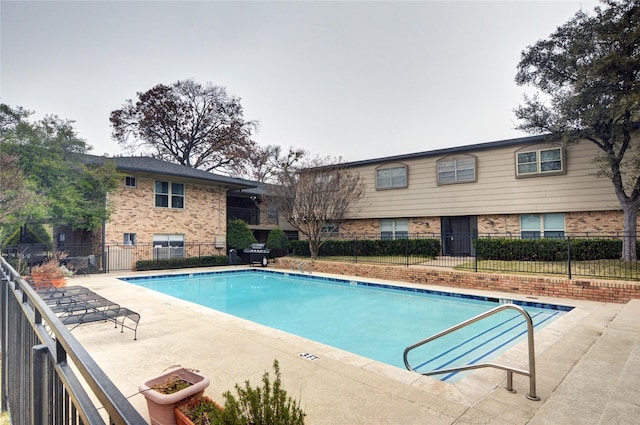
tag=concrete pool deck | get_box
[68,267,639,425]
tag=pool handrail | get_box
[403,303,540,401]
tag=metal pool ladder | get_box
[403,303,540,401]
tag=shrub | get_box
[289,238,440,258]
[215,360,305,425]
[227,219,257,250]
[475,237,635,261]
[267,229,290,250]
[136,255,228,271]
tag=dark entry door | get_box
[442,216,477,256]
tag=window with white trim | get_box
[125,176,136,187]
[380,218,408,240]
[123,233,136,245]
[437,156,476,184]
[155,181,184,208]
[520,213,565,239]
[153,234,185,259]
[376,165,407,189]
[516,147,564,176]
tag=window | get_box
[124,233,136,245]
[267,209,279,225]
[521,213,565,239]
[153,234,185,259]
[516,147,564,176]
[376,165,407,189]
[125,176,136,187]
[437,156,476,184]
[321,223,339,235]
[380,218,408,239]
[155,181,184,208]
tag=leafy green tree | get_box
[227,219,257,250]
[1,223,52,247]
[0,104,121,231]
[515,0,640,261]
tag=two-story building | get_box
[55,155,256,269]
[335,135,627,256]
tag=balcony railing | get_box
[227,207,279,226]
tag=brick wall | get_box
[275,258,640,304]
[105,177,226,244]
[340,211,629,238]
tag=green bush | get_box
[267,229,290,250]
[475,237,637,261]
[227,219,257,250]
[289,238,440,258]
[136,255,228,271]
[214,360,305,425]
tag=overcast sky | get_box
[1,0,597,162]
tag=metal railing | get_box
[228,207,279,226]
[0,256,147,424]
[403,303,539,401]
[1,242,228,273]
[291,232,640,280]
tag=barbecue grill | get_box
[243,243,270,266]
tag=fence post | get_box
[353,237,358,264]
[474,235,478,273]
[567,236,572,280]
[405,238,409,267]
[1,275,7,412]
[32,344,49,425]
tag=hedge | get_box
[136,255,228,271]
[475,238,638,261]
[290,238,441,258]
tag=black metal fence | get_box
[0,256,146,424]
[4,233,640,280]
[1,242,227,273]
[291,233,640,281]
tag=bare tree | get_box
[268,156,365,259]
[231,144,306,183]
[110,79,258,173]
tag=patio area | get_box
[67,267,639,425]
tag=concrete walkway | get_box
[67,268,639,424]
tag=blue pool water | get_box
[122,270,571,381]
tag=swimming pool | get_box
[122,269,571,381]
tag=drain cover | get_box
[298,352,319,361]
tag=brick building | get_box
[330,134,634,256]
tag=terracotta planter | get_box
[139,368,210,425]
[174,396,223,425]
[174,407,195,425]
[30,274,67,289]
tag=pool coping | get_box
[67,266,636,424]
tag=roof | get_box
[83,155,256,190]
[342,134,549,167]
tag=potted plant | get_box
[30,251,72,289]
[174,395,223,425]
[174,360,305,425]
[139,367,210,425]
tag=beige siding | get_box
[349,141,619,219]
